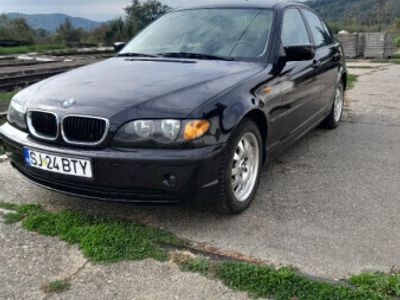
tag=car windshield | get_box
[120,8,274,60]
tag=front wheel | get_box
[216,119,263,214]
[321,83,344,129]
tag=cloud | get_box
[0,0,290,21]
[1,0,130,21]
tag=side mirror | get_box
[113,42,126,52]
[284,45,316,61]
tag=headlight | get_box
[133,120,156,138]
[7,99,27,130]
[112,119,210,146]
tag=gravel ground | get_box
[0,62,399,298]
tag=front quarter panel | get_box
[188,64,281,147]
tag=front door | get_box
[276,8,321,141]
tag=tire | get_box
[216,119,263,215]
[321,82,345,129]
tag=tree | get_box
[56,18,83,45]
[394,18,400,30]
[125,0,171,37]
[0,16,35,44]
[103,18,126,46]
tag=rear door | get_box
[275,8,321,141]
[301,8,340,114]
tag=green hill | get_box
[307,0,400,25]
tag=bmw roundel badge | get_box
[61,98,76,108]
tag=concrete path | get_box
[0,219,248,299]
[1,63,400,298]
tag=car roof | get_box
[176,0,309,11]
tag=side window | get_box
[321,21,335,43]
[281,8,310,47]
[302,9,332,48]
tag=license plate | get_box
[23,148,93,178]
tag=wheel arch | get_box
[341,71,347,91]
[242,109,268,162]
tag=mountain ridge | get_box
[5,13,102,32]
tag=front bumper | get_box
[0,122,224,204]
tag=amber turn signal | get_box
[262,86,273,94]
[183,120,210,141]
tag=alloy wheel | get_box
[333,85,344,122]
[231,132,260,202]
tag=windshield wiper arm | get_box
[117,52,158,58]
[157,52,233,61]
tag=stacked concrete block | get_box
[364,32,395,58]
[384,33,396,58]
[336,32,395,59]
[337,34,360,58]
[357,33,365,57]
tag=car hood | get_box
[20,57,264,121]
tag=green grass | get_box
[0,91,17,103]
[0,118,5,155]
[394,37,400,48]
[177,257,394,300]
[0,90,18,113]
[0,202,18,210]
[3,212,24,224]
[371,56,400,65]
[1,202,399,300]
[41,280,71,294]
[0,90,18,155]
[350,272,400,297]
[0,44,66,55]
[216,263,386,300]
[0,116,5,126]
[2,203,182,262]
[0,90,16,155]
[347,74,358,90]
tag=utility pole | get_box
[380,0,386,30]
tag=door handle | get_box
[332,54,340,62]
[312,60,321,69]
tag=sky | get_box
[0,0,245,21]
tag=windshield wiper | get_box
[117,52,158,58]
[157,52,233,61]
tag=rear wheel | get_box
[216,119,263,214]
[321,82,344,129]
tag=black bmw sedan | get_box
[0,1,347,214]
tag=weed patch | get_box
[41,280,71,294]
[175,256,393,300]
[347,74,358,90]
[350,272,400,297]
[0,90,18,113]
[0,91,17,103]
[0,202,18,210]
[2,204,181,262]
